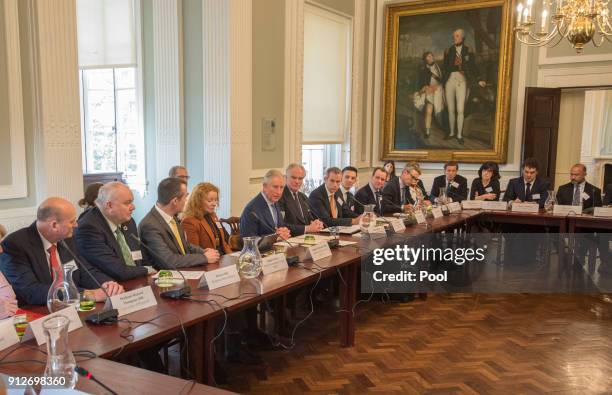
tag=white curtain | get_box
[77,0,136,68]
[302,5,351,144]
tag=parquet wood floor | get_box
[223,294,612,394]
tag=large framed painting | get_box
[381,0,515,163]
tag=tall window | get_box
[301,4,352,189]
[77,0,145,192]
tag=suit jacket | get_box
[430,174,468,202]
[183,214,232,254]
[308,184,357,227]
[416,63,443,91]
[503,177,550,208]
[74,207,148,281]
[354,184,383,215]
[0,222,112,306]
[382,177,429,215]
[278,187,314,236]
[556,182,602,210]
[469,178,501,201]
[240,193,286,237]
[442,44,481,85]
[138,206,207,269]
[604,184,612,206]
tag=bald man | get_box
[0,198,124,306]
[556,164,602,212]
[75,182,152,281]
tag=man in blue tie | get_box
[240,169,292,239]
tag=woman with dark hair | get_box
[383,160,397,183]
[470,162,501,200]
[78,182,103,220]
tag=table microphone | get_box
[74,366,117,395]
[249,212,301,264]
[128,233,191,299]
[58,240,119,325]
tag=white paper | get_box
[447,202,462,213]
[553,205,582,216]
[131,250,143,260]
[306,242,332,261]
[28,306,83,346]
[152,270,205,280]
[462,200,483,210]
[387,218,405,232]
[482,201,508,211]
[593,207,612,217]
[432,207,444,219]
[414,211,426,224]
[0,318,19,352]
[532,193,541,200]
[338,240,358,247]
[511,202,539,213]
[203,265,241,290]
[110,286,158,317]
[262,254,289,275]
[321,225,361,234]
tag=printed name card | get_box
[511,202,539,213]
[387,218,406,232]
[482,201,508,211]
[414,211,426,224]
[0,319,19,351]
[447,202,462,213]
[110,286,158,317]
[552,205,582,216]
[262,253,289,275]
[431,207,444,219]
[594,207,612,217]
[28,306,83,346]
[202,265,241,290]
[306,242,332,262]
[462,200,483,210]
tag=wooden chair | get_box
[220,217,243,251]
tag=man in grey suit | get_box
[138,177,220,269]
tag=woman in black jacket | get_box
[470,162,501,201]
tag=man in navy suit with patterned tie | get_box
[240,169,292,239]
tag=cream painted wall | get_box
[0,1,11,186]
[555,91,585,190]
[312,0,354,16]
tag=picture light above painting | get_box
[380,0,515,163]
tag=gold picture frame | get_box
[381,0,515,163]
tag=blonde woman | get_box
[182,183,232,255]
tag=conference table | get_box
[1,208,609,388]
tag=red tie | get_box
[47,245,63,282]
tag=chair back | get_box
[220,217,243,251]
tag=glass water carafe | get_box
[237,236,262,279]
[47,263,79,313]
[43,315,77,389]
[544,190,557,213]
[359,204,377,233]
[437,189,448,205]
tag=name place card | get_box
[306,242,332,262]
[414,211,426,224]
[594,207,612,217]
[28,306,83,346]
[262,254,289,275]
[482,201,508,211]
[110,286,158,317]
[462,200,483,210]
[387,218,406,232]
[431,207,444,219]
[552,205,582,216]
[447,202,462,213]
[202,265,241,290]
[0,319,19,352]
[511,202,539,213]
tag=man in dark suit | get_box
[354,167,387,215]
[308,167,361,227]
[430,161,468,203]
[604,183,612,206]
[442,29,486,144]
[139,178,220,269]
[503,157,550,208]
[382,164,431,215]
[339,166,359,213]
[556,164,602,212]
[0,197,124,306]
[240,169,292,239]
[75,182,151,281]
[278,164,323,236]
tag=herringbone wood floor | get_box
[223,294,612,394]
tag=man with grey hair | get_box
[442,28,486,144]
[279,163,324,235]
[75,182,152,281]
[0,197,124,306]
[382,163,431,214]
[240,169,291,239]
[169,165,190,184]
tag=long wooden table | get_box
[2,209,608,388]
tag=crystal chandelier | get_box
[514,0,612,53]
